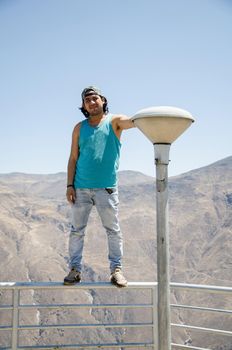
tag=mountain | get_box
[0,157,231,349]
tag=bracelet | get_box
[67,184,74,188]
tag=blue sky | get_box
[0,0,231,177]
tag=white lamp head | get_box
[132,106,195,144]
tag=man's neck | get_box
[88,113,106,125]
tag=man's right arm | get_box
[66,123,81,204]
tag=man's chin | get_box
[89,110,103,117]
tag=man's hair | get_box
[79,96,109,118]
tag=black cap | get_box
[81,86,102,101]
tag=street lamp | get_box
[131,106,195,350]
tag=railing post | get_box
[12,289,19,350]
[152,284,159,350]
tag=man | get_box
[64,86,134,287]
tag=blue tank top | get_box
[74,114,121,188]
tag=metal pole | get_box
[154,143,171,350]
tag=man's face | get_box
[83,94,104,117]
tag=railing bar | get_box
[11,302,232,314]
[18,303,153,309]
[18,322,153,330]
[17,342,154,349]
[171,303,232,314]
[171,282,232,295]
[0,326,12,330]
[0,305,13,310]
[171,323,232,336]
[4,302,231,312]
[171,343,211,350]
[1,282,232,293]
[0,282,157,289]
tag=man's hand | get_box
[66,187,76,204]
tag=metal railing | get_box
[0,281,231,349]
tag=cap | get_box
[81,86,102,101]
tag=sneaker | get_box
[110,268,127,288]
[64,268,81,285]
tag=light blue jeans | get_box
[69,188,123,273]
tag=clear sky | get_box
[0,0,231,178]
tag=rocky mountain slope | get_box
[0,157,231,349]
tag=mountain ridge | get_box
[1,154,232,178]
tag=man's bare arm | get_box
[113,114,135,130]
[66,123,81,203]
[111,114,135,139]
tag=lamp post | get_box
[131,106,195,350]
